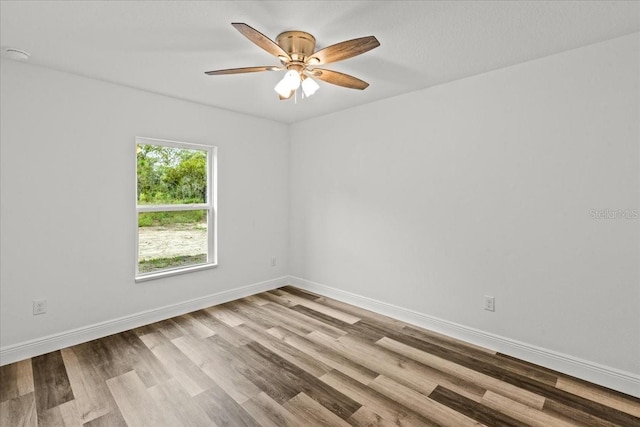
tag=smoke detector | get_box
[2,47,31,61]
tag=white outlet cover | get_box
[33,299,47,315]
[484,296,495,312]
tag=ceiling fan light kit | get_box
[205,23,380,101]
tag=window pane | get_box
[138,210,208,274]
[137,144,207,205]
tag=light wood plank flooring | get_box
[1,286,639,426]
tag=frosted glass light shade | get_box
[284,70,301,89]
[274,70,302,97]
[274,78,292,97]
[301,77,320,97]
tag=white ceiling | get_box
[1,1,639,124]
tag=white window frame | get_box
[135,137,217,282]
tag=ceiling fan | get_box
[205,23,380,100]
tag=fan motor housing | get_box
[276,31,316,62]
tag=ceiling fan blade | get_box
[308,36,380,65]
[310,69,370,90]
[204,66,280,75]
[232,23,291,61]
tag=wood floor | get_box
[1,286,639,426]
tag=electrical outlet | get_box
[484,296,495,312]
[271,256,277,267]
[33,299,47,315]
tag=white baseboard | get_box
[0,276,288,366]
[288,276,640,398]
[4,274,638,397]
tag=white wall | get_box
[290,34,639,376]
[0,60,289,350]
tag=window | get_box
[135,137,216,281]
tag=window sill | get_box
[135,262,218,283]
